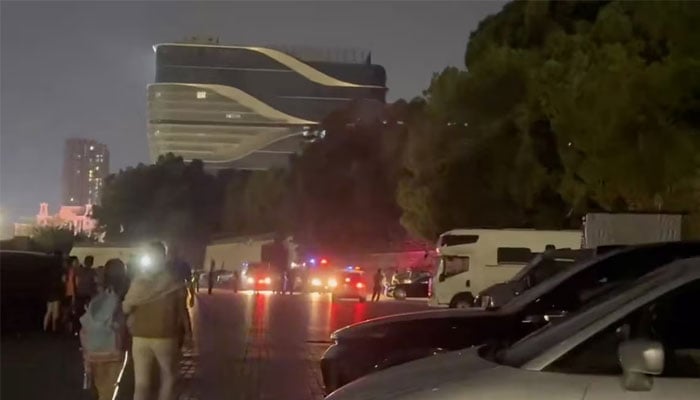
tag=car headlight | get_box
[311,278,322,286]
[328,278,338,287]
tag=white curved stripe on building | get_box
[154,43,384,89]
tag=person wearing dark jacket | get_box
[371,268,384,302]
[207,259,215,295]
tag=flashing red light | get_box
[320,258,328,265]
[355,282,365,289]
[345,277,351,283]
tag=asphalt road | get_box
[0,290,427,400]
[189,289,429,400]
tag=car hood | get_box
[325,348,497,400]
[331,308,493,340]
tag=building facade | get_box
[63,138,109,205]
[148,43,387,169]
[35,202,98,237]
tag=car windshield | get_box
[493,267,678,367]
[509,254,546,282]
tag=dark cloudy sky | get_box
[0,0,506,223]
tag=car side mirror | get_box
[618,339,664,391]
[438,273,446,282]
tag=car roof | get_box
[0,250,53,257]
[504,257,700,368]
[502,241,700,311]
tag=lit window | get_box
[89,145,94,151]
[226,113,241,119]
[155,92,162,98]
[196,91,207,99]
[95,166,99,171]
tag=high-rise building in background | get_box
[63,138,109,205]
[147,40,387,170]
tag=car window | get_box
[545,280,700,377]
[442,256,469,277]
[530,259,573,286]
[524,245,700,316]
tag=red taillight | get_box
[321,258,328,265]
[356,282,365,289]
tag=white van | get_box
[430,229,582,308]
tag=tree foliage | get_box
[219,168,290,236]
[94,1,700,249]
[398,0,700,240]
[93,154,221,250]
[32,225,91,254]
[286,100,414,253]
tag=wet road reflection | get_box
[192,290,427,400]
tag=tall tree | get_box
[32,226,92,254]
[398,0,700,240]
[93,154,221,257]
[289,100,410,253]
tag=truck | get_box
[582,212,682,248]
[429,229,582,308]
[430,212,684,309]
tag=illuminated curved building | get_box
[148,43,387,169]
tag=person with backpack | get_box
[75,256,97,311]
[80,266,128,400]
[123,241,191,400]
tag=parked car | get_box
[474,246,624,308]
[326,257,700,400]
[389,275,430,300]
[331,270,368,302]
[320,241,700,394]
[242,262,277,292]
[1,250,58,334]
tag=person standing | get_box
[80,266,128,400]
[64,256,79,333]
[123,241,191,400]
[44,252,65,332]
[104,258,130,300]
[207,259,215,295]
[232,270,239,294]
[371,268,384,302]
[192,271,200,293]
[75,256,97,310]
[169,248,194,307]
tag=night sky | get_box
[0,0,506,225]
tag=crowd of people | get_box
[44,242,194,400]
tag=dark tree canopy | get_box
[398,0,700,240]
[93,154,221,253]
[94,1,700,250]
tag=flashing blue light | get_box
[309,258,316,264]
[345,266,354,270]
